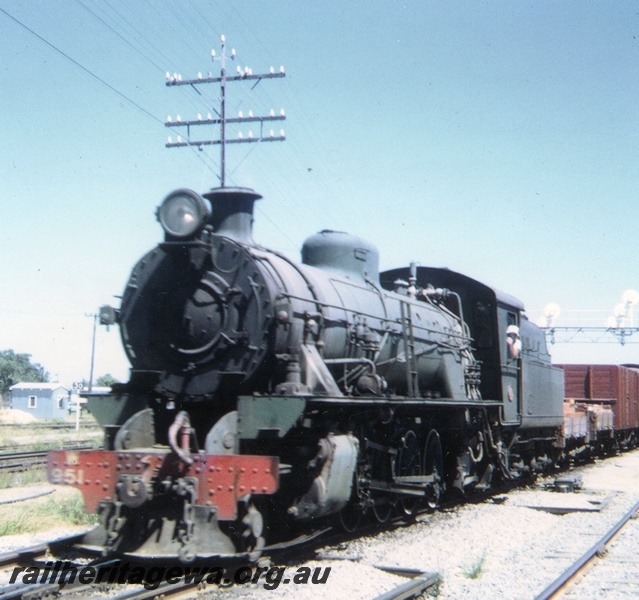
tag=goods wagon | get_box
[559,364,639,449]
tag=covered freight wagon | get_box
[558,364,639,436]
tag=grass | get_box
[463,552,487,580]
[423,574,443,597]
[0,420,101,452]
[0,420,103,490]
[0,489,98,536]
[41,494,98,526]
[0,421,103,535]
[0,513,32,536]
[0,468,48,490]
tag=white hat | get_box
[506,325,519,335]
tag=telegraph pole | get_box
[165,35,286,187]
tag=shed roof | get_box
[10,382,69,391]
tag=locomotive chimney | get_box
[203,186,262,245]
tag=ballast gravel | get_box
[219,449,639,600]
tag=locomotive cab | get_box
[380,266,564,431]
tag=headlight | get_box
[157,189,209,238]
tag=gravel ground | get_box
[196,449,639,600]
[349,450,639,600]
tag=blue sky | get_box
[1,1,638,384]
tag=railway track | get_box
[373,567,439,600]
[0,444,96,472]
[0,532,91,599]
[535,498,639,599]
[0,422,100,429]
[0,504,441,600]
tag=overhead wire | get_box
[187,0,223,39]
[75,0,167,74]
[1,4,219,180]
[99,0,187,73]
[1,1,338,241]
[0,5,163,127]
[163,0,216,53]
[88,0,221,179]
[222,2,353,226]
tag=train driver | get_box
[506,325,521,360]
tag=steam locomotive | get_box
[48,185,570,562]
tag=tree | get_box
[0,350,50,402]
[95,374,120,388]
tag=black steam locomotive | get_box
[48,186,565,562]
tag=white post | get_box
[75,392,80,432]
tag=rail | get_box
[0,422,100,429]
[373,566,439,600]
[0,445,96,471]
[534,498,639,600]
